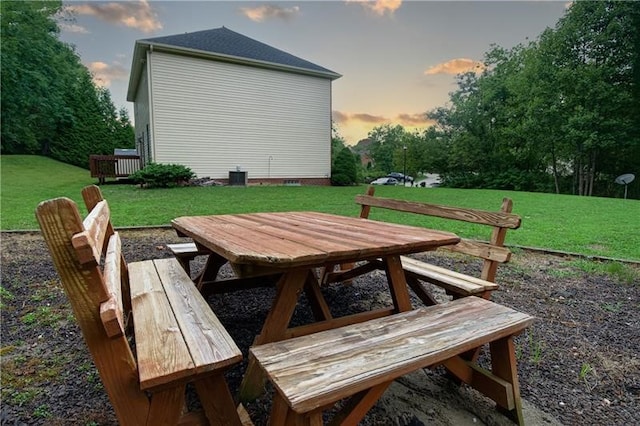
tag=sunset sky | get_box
[59,0,569,145]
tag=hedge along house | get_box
[126,27,341,185]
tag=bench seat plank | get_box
[251,296,533,413]
[129,260,196,390]
[400,256,499,296]
[153,258,242,372]
[129,259,242,391]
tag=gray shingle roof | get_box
[141,27,339,78]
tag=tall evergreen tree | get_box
[1,1,134,168]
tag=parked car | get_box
[370,177,398,185]
[387,172,413,183]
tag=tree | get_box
[331,147,358,186]
[425,1,639,197]
[368,124,408,174]
[1,1,134,168]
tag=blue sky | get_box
[59,1,569,145]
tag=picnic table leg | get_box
[383,255,413,312]
[304,270,333,321]
[239,269,309,402]
[195,252,227,291]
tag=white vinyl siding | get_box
[148,51,331,179]
[133,64,151,163]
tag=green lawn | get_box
[2,155,639,260]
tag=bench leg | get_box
[146,385,185,426]
[442,336,525,426]
[490,337,525,426]
[328,381,392,426]
[194,373,243,426]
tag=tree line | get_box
[344,1,639,198]
[1,1,134,169]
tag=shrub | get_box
[130,163,195,188]
[331,147,358,186]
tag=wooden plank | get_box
[355,195,521,229]
[280,212,459,249]
[100,233,125,338]
[250,297,533,413]
[167,242,209,256]
[172,216,328,266]
[173,213,459,268]
[153,258,242,372]
[128,260,196,390]
[71,200,111,266]
[400,256,499,294]
[441,239,511,263]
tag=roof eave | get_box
[126,42,147,102]
[128,41,341,94]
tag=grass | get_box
[2,155,639,260]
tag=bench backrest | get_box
[36,196,151,424]
[355,186,521,282]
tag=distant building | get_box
[127,27,341,185]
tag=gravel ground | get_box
[1,228,638,425]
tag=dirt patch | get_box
[1,229,638,425]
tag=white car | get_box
[370,177,398,185]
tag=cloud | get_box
[87,61,129,87]
[333,111,434,127]
[396,113,435,127]
[68,1,161,33]
[424,58,485,76]
[59,23,89,34]
[333,111,386,124]
[240,4,301,22]
[347,0,403,16]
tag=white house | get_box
[126,27,341,185]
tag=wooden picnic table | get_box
[171,211,460,401]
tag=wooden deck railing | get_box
[89,155,142,184]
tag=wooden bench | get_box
[36,195,249,425]
[251,296,534,425]
[324,186,521,304]
[81,185,208,278]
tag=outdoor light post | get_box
[403,145,407,187]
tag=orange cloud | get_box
[88,61,129,87]
[424,58,485,76]
[347,0,403,16]
[396,113,435,127]
[334,111,386,124]
[334,111,434,127]
[240,5,301,22]
[69,1,161,33]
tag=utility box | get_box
[228,171,248,186]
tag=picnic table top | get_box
[171,211,460,268]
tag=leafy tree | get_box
[1,1,134,168]
[368,124,407,174]
[425,0,639,197]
